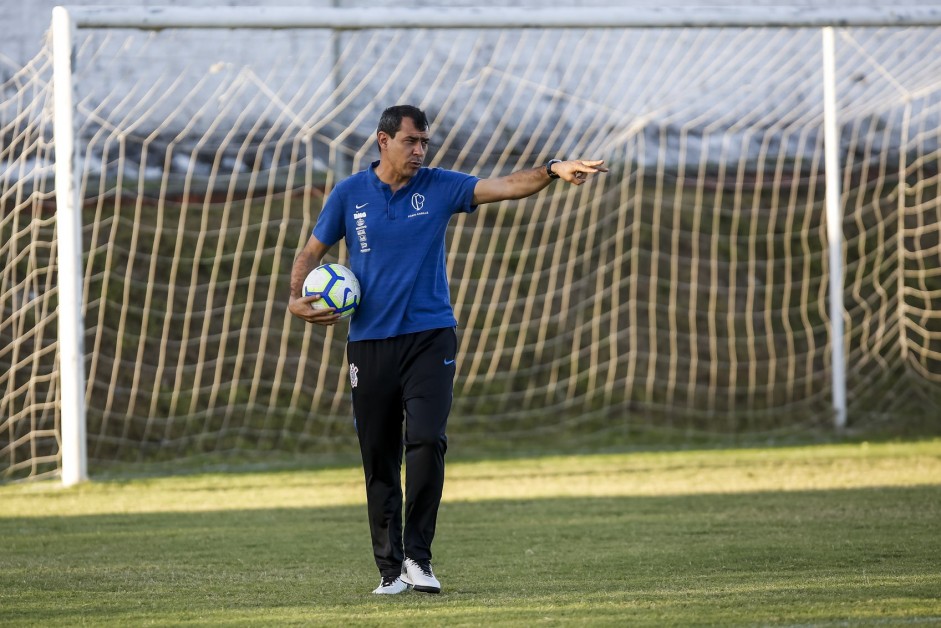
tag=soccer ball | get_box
[303,263,361,319]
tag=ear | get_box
[377,130,390,151]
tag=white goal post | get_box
[20,5,941,484]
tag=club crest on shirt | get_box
[408,193,428,218]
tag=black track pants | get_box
[347,327,457,577]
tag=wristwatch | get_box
[545,159,562,179]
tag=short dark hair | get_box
[377,105,429,138]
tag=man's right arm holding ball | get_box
[289,234,342,326]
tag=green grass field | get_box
[2,440,940,626]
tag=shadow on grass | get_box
[2,486,940,626]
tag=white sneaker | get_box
[372,575,409,595]
[401,557,441,594]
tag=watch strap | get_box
[545,159,562,179]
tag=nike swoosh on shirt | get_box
[444,359,456,366]
[355,203,369,209]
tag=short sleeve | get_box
[312,189,346,246]
[430,168,479,214]
[459,175,480,214]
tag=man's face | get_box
[379,116,429,177]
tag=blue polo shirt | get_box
[312,161,479,341]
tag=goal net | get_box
[2,8,941,480]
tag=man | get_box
[288,105,606,595]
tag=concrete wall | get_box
[3,1,938,177]
[2,0,933,66]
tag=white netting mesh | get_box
[2,23,940,480]
[0,49,59,479]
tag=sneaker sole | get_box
[373,578,411,595]
[412,585,441,594]
[373,586,410,595]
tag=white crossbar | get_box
[64,5,941,30]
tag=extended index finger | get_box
[577,159,608,172]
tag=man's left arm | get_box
[472,159,607,205]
